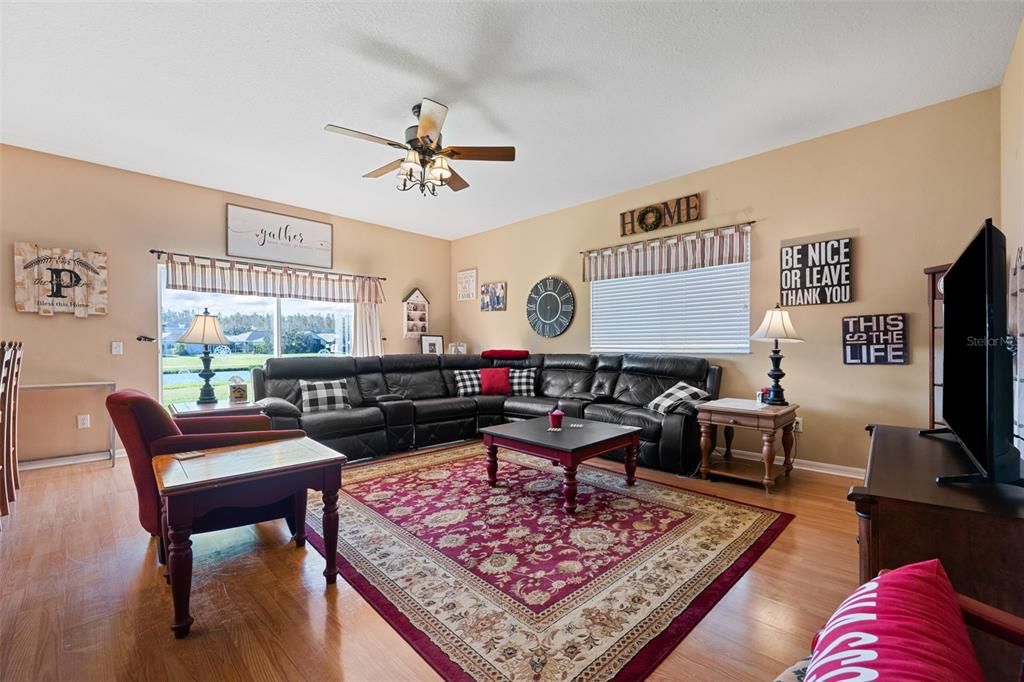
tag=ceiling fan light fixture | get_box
[328,97,512,197]
[400,149,422,173]
[428,156,452,181]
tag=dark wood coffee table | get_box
[479,417,642,513]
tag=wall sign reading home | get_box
[842,313,908,365]
[227,204,332,268]
[620,193,701,237]
[13,241,108,317]
[780,237,853,306]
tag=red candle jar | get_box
[549,408,564,428]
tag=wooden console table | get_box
[850,424,1024,679]
[152,437,346,638]
[697,399,798,491]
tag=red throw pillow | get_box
[481,349,529,360]
[808,559,982,682]
[480,367,511,395]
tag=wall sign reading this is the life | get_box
[842,313,908,365]
[780,237,853,306]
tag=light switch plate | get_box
[111,341,124,355]
[77,414,91,429]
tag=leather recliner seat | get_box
[253,352,721,475]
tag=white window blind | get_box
[590,262,750,355]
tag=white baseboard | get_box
[728,448,865,480]
[20,448,127,471]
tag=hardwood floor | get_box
[0,449,860,681]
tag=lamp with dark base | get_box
[751,304,803,407]
[177,308,229,405]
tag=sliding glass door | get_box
[158,267,353,405]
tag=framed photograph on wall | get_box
[227,204,333,268]
[456,268,477,301]
[421,334,444,355]
[479,281,507,312]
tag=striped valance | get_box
[582,223,752,282]
[164,253,386,304]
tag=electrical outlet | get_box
[794,416,804,433]
[77,414,91,429]
[111,341,124,355]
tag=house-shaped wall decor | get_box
[402,288,429,338]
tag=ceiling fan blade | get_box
[440,146,515,162]
[446,166,469,192]
[363,158,403,178]
[416,98,448,148]
[324,124,408,150]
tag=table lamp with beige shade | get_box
[750,303,803,406]
[177,308,229,404]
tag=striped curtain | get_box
[165,253,386,304]
[583,223,752,282]
[1013,248,1023,444]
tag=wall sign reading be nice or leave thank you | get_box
[842,313,908,365]
[780,237,853,306]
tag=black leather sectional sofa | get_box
[252,353,721,474]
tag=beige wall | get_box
[451,89,1002,469]
[1004,21,1024,247]
[0,82,1010,467]
[0,145,450,456]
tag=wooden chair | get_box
[6,342,23,499]
[0,342,10,518]
[106,389,307,562]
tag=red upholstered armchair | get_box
[106,389,307,563]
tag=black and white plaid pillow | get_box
[299,379,351,413]
[509,367,536,396]
[453,369,482,396]
[647,380,710,414]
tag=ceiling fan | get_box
[324,98,515,196]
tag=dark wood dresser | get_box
[849,425,1024,679]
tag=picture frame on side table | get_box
[448,342,467,354]
[456,268,477,301]
[421,335,444,355]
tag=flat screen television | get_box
[936,218,1022,484]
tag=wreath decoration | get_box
[637,205,663,232]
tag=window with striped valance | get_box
[164,253,386,304]
[582,223,752,282]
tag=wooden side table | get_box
[152,437,346,638]
[696,398,798,491]
[169,400,264,418]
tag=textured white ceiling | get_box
[2,2,1022,239]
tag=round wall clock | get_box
[526,276,575,337]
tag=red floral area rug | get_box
[305,443,793,682]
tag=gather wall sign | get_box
[226,204,333,269]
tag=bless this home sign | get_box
[227,204,333,269]
[13,242,108,318]
[780,237,853,306]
